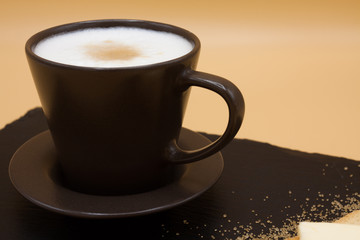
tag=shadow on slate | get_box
[1,108,359,239]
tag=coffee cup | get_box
[25,19,245,195]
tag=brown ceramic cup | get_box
[25,19,245,195]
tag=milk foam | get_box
[34,27,193,68]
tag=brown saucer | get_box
[8,128,223,218]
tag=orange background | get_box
[1,0,360,159]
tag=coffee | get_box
[34,27,193,68]
[26,19,245,195]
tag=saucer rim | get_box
[9,128,224,218]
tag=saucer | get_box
[9,128,223,218]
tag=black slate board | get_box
[1,108,360,239]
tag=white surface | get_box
[34,27,193,68]
[298,222,360,240]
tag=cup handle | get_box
[166,69,245,164]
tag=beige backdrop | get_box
[1,0,360,159]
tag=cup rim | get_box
[25,19,201,71]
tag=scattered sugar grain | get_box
[160,165,360,239]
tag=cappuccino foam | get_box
[34,27,193,68]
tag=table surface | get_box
[1,0,360,160]
[1,108,360,239]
